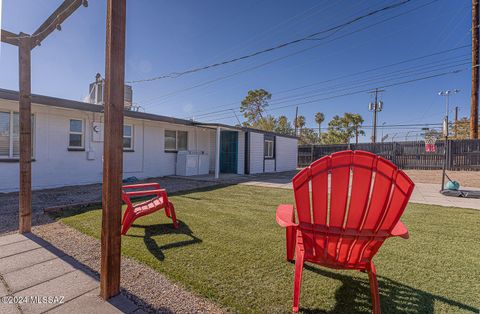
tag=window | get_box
[69,119,84,149]
[0,111,34,159]
[123,124,133,150]
[164,130,177,151]
[264,139,274,158]
[178,131,188,151]
[164,130,188,151]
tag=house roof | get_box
[0,88,297,139]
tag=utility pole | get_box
[471,0,479,139]
[368,88,384,143]
[294,106,299,136]
[454,106,459,138]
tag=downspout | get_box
[215,126,221,179]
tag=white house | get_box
[0,88,298,192]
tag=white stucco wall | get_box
[275,136,298,171]
[249,132,264,174]
[0,100,214,192]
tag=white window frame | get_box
[265,140,274,158]
[0,110,35,159]
[68,118,84,149]
[164,130,188,152]
[123,124,134,151]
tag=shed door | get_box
[220,131,238,173]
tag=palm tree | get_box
[294,115,306,136]
[344,113,365,144]
[314,112,325,142]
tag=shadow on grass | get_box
[299,264,477,314]
[127,220,202,261]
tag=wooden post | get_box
[18,34,32,234]
[100,0,126,300]
[471,0,479,139]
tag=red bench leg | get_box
[121,208,135,235]
[167,201,178,228]
[368,261,381,314]
[292,244,305,313]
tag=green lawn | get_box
[56,185,479,313]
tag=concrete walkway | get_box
[410,183,480,210]
[0,233,142,314]
[238,179,480,210]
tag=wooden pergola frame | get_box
[1,0,126,300]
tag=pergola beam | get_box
[30,0,84,49]
[100,0,126,300]
[1,29,20,46]
[0,29,19,46]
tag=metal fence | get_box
[298,139,480,170]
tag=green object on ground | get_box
[446,180,460,191]
[55,185,480,314]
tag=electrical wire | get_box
[184,45,470,117]
[127,0,412,84]
[199,68,466,122]
[191,57,470,119]
[137,0,443,107]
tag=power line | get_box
[184,45,470,117]
[192,58,470,120]
[127,0,412,84]
[199,68,466,122]
[138,0,449,108]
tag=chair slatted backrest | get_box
[292,150,414,266]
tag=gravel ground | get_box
[0,177,219,234]
[404,170,480,188]
[33,221,225,314]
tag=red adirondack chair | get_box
[121,183,178,235]
[276,150,414,313]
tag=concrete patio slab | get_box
[45,289,129,314]
[4,257,77,293]
[0,233,29,247]
[0,247,65,274]
[0,240,41,259]
[0,233,140,314]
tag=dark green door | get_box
[220,131,238,173]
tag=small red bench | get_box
[121,183,178,235]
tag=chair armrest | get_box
[123,183,161,190]
[276,204,297,228]
[390,220,409,239]
[123,189,166,198]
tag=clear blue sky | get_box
[0,0,473,141]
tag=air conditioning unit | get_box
[88,73,133,110]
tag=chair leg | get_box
[121,211,135,235]
[168,202,178,228]
[293,246,304,313]
[367,261,381,314]
[286,226,296,261]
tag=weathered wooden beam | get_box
[100,0,126,300]
[1,29,20,46]
[30,0,84,49]
[18,35,32,233]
